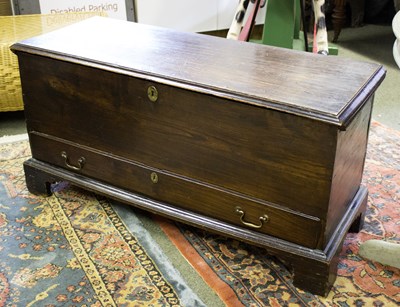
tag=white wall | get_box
[136,0,266,32]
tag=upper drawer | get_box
[29,132,321,249]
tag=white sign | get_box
[39,0,127,20]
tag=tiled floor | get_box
[0,111,26,136]
[333,24,400,131]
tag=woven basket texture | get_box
[1,12,106,112]
[0,0,12,16]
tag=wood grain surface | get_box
[11,16,385,127]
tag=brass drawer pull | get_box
[61,151,85,171]
[235,206,269,229]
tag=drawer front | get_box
[29,133,321,248]
[20,55,336,218]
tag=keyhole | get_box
[147,85,158,102]
[150,172,158,183]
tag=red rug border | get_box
[155,216,245,307]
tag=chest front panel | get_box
[20,54,337,219]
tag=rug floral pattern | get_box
[0,140,184,306]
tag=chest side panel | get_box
[325,97,373,244]
[20,54,336,218]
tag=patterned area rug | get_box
[0,136,204,306]
[0,121,399,306]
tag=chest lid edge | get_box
[10,16,386,128]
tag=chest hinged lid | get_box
[11,16,385,129]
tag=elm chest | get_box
[11,17,385,296]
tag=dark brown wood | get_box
[27,132,322,248]
[332,0,347,43]
[11,17,385,296]
[23,158,368,296]
[324,95,373,243]
[24,161,55,195]
[332,0,366,42]
[349,189,368,233]
[18,54,336,218]
[12,17,383,127]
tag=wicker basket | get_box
[0,0,12,16]
[1,12,106,112]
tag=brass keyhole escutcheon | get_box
[147,85,158,102]
[150,172,158,184]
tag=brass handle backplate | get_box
[147,85,158,102]
[61,151,85,171]
[235,206,269,229]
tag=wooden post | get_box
[332,0,346,42]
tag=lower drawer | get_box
[29,132,322,248]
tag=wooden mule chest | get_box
[11,17,385,296]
